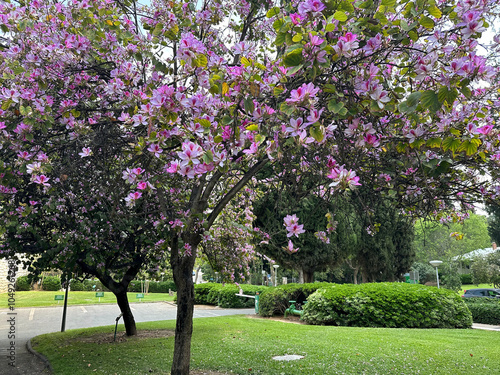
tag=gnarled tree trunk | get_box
[113,288,137,336]
[170,234,198,375]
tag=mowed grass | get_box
[32,316,500,375]
[1,291,175,308]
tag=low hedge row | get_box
[194,283,267,308]
[302,283,472,328]
[15,276,31,291]
[463,297,500,325]
[258,282,333,317]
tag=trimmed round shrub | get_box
[463,297,500,325]
[258,282,333,317]
[15,275,31,291]
[302,283,472,328]
[69,279,86,291]
[148,280,177,293]
[42,276,62,291]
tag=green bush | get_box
[460,274,473,285]
[42,276,62,291]
[69,279,86,291]
[15,275,31,291]
[258,282,333,317]
[463,297,500,325]
[194,283,267,308]
[148,280,177,293]
[302,283,472,328]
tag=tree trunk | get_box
[303,270,314,283]
[171,235,198,375]
[353,267,359,284]
[298,269,304,284]
[114,289,137,336]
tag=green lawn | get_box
[32,316,500,375]
[461,283,499,290]
[1,291,175,308]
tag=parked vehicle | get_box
[461,288,500,298]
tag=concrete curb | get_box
[26,339,53,374]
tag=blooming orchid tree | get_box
[1,0,500,373]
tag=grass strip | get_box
[1,291,175,308]
[32,315,500,375]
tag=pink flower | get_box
[285,240,300,253]
[370,86,390,109]
[178,141,203,165]
[147,143,163,158]
[286,223,305,237]
[78,147,92,157]
[290,13,302,25]
[33,175,50,187]
[298,0,326,16]
[286,83,320,106]
[243,142,259,155]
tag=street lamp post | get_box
[429,260,443,288]
[273,265,279,287]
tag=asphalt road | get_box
[0,302,255,375]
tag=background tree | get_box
[414,213,491,262]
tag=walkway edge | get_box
[26,338,53,374]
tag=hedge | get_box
[463,297,500,325]
[42,276,61,291]
[258,282,333,317]
[15,275,31,291]
[302,283,472,328]
[193,283,267,308]
[460,274,473,285]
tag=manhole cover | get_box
[272,355,305,361]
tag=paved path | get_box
[0,302,255,375]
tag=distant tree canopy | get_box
[414,213,491,262]
[253,185,415,283]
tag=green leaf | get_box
[325,23,336,32]
[272,19,284,32]
[458,139,481,156]
[273,86,285,96]
[328,100,345,114]
[420,90,441,113]
[246,124,259,132]
[333,11,348,22]
[310,125,325,142]
[241,56,251,67]
[196,54,208,67]
[280,102,295,116]
[214,135,223,143]
[381,0,396,6]
[407,91,422,108]
[419,15,435,29]
[13,66,26,75]
[408,30,418,41]
[427,5,442,18]
[196,118,211,128]
[442,137,461,153]
[426,138,442,148]
[244,97,255,114]
[438,87,458,105]
[340,1,355,13]
[275,32,286,46]
[152,23,164,36]
[286,64,303,76]
[1,99,12,110]
[283,49,303,67]
[292,33,303,43]
[266,7,280,18]
[202,150,214,164]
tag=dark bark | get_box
[114,289,137,336]
[303,269,314,283]
[170,234,198,375]
[77,254,143,336]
